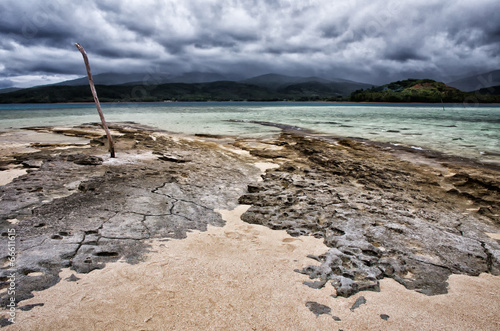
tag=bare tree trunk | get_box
[75,43,116,158]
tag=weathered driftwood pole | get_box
[75,43,116,158]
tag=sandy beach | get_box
[1,123,499,330]
[4,207,500,330]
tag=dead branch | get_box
[75,43,116,158]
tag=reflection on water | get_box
[0,102,499,163]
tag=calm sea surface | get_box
[1,102,499,164]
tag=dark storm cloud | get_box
[0,0,499,87]
[384,48,430,63]
[0,1,74,46]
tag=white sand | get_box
[0,168,27,186]
[254,162,280,172]
[4,204,500,330]
[486,233,500,240]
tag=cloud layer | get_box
[0,0,499,87]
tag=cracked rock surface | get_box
[238,132,500,297]
[1,121,499,308]
[0,123,260,306]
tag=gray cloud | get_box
[0,79,15,89]
[384,48,430,63]
[0,0,499,87]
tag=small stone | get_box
[303,279,328,289]
[332,315,342,321]
[19,303,44,311]
[350,296,367,311]
[305,301,331,317]
[22,160,43,168]
[380,314,390,321]
[65,274,80,282]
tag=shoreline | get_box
[2,103,499,167]
[227,119,500,170]
[3,120,498,170]
[2,100,500,106]
[347,134,500,170]
[1,122,499,329]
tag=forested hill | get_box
[349,79,500,103]
[0,80,358,103]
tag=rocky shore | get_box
[236,130,500,296]
[0,122,499,329]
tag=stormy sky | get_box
[0,0,499,88]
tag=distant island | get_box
[0,73,499,104]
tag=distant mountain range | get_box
[0,71,499,103]
[241,73,371,97]
[0,72,372,103]
[54,71,371,95]
[55,71,232,86]
[447,69,500,92]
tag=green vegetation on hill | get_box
[349,79,500,103]
[351,79,461,102]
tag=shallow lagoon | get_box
[0,102,499,164]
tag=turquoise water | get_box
[1,102,499,164]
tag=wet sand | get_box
[1,124,499,330]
